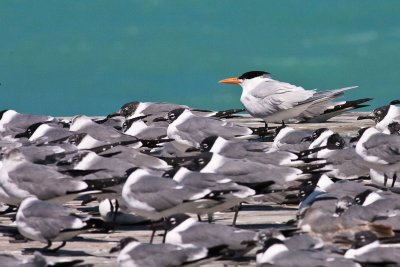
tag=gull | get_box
[219,70,357,123]
[0,149,124,205]
[162,214,260,258]
[0,251,86,267]
[256,238,360,267]
[121,169,224,220]
[298,133,370,179]
[16,197,106,251]
[0,109,56,136]
[14,121,73,143]
[170,166,255,224]
[357,100,400,133]
[110,237,224,267]
[272,125,312,151]
[165,108,271,148]
[199,136,320,166]
[355,127,400,187]
[345,231,400,265]
[182,152,325,192]
[109,100,245,120]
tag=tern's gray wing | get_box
[121,243,203,267]
[295,100,335,121]
[248,80,314,115]
[363,134,400,164]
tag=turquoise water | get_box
[1,1,400,116]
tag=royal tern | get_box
[219,71,358,123]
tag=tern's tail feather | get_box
[294,86,358,118]
[312,86,358,99]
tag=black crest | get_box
[238,71,271,80]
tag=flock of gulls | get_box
[1,70,400,266]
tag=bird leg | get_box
[48,241,66,252]
[42,240,53,251]
[384,173,389,187]
[162,229,167,243]
[112,199,120,228]
[232,203,242,227]
[207,213,214,223]
[391,173,398,188]
[149,230,156,244]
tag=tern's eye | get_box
[335,142,341,147]
[198,159,205,165]
[170,218,176,225]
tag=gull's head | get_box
[219,71,271,89]
[118,101,141,118]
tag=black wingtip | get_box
[296,162,329,173]
[295,146,327,158]
[83,177,127,190]
[212,108,246,118]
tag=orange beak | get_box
[218,77,241,84]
